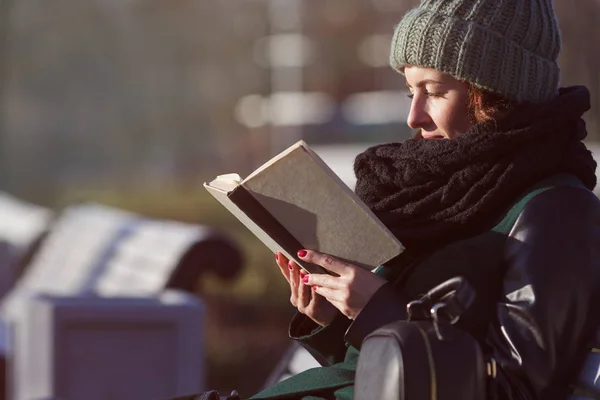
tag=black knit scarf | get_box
[354,86,597,252]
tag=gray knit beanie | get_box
[390,0,562,103]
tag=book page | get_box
[206,174,242,192]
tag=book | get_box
[203,140,404,274]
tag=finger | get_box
[305,290,331,316]
[312,285,343,303]
[303,272,343,289]
[312,287,350,317]
[289,260,300,306]
[297,272,311,309]
[275,252,291,283]
[297,250,350,275]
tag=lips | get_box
[421,133,445,139]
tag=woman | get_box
[181,0,600,399]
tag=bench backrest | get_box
[0,194,52,300]
[1,202,243,320]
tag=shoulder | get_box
[493,175,599,235]
[518,184,600,225]
[507,184,600,248]
[502,184,600,303]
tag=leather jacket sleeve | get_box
[348,185,600,399]
[486,186,600,399]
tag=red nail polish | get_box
[298,250,307,257]
[275,253,279,261]
[311,286,317,291]
[302,275,309,283]
[288,261,293,270]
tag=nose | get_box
[406,95,432,130]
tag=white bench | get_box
[12,291,204,400]
[0,194,52,301]
[2,202,242,320]
[0,202,243,400]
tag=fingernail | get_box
[298,250,307,257]
[275,253,279,261]
[311,286,317,291]
[302,275,309,283]
[288,261,293,270]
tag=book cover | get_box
[204,140,404,274]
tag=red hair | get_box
[411,84,522,139]
[467,85,519,124]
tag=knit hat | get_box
[389,0,562,103]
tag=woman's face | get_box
[405,66,473,140]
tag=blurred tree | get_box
[0,0,598,205]
[555,0,600,140]
[0,0,10,194]
[2,0,269,202]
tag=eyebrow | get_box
[406,79,445,88]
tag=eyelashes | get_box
[407,92,443,99]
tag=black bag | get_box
[355,277,489,400]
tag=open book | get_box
[204,140,404,274]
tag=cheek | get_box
[442,97,473,138]
[448,113,473,133]
[428,108,470,138]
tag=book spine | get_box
[229,186,328,275]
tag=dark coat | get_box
[250,173,600,400]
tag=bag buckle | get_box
[487,358,497,378]
[406,299,430,321]
[430,303,460,325]
[430,303,459,341]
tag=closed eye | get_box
[425,91,443,98]
[407,91,444,99]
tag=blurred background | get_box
[0,0,598,398]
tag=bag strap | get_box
[406,276,476,341]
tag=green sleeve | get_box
[289,311,351,366]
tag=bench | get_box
[2,202,243,319]
[0,193,52,301]
[0,201,243,400]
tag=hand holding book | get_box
[294,249,387,321]
[275,251,338,327]
[275,249,388,326]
